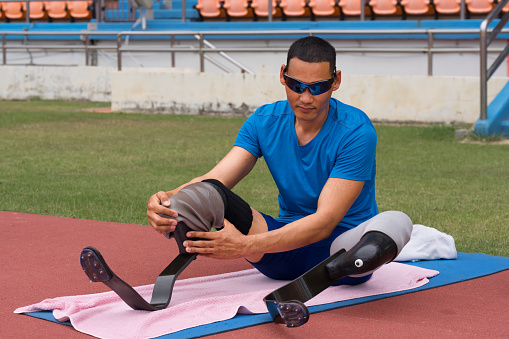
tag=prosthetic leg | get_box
[264,211,412,328]
[80,224,198,311]
[80,180,252,311]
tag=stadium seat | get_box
[338,0,363,15]
[369,0,398,14]
[223,0,249,17]
[400,0,430,15]
[2,2,24,20]
[465,0,494,13]
[251,0,278,16]
[45,1,68,19]
[434,0,461,14]
[22,1,46,19]
[308,0,336,16]
[67,1,93,19]
[280,0,307,16]
[504,1,509,12]
[195,0,222,17]
[0,3,3,19]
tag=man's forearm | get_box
[246,213,338,257]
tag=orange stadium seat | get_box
[251,0,278,16]
[223,0,249,16]
[45,1,68,19]
[400,0,430,15]
[434,0,461,14]
[67,1,93,19]
[338,0,362,15]
[23,1,46,19]
[308,0,336,16]
[2,2,24,20]
[504,1,509,12]
[280,0,307,16]
[465,0,494,13]
[369,0,398,14]
[195,0,222,17]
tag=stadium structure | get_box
[0,0,508,136]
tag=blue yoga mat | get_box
[26,252,509,338]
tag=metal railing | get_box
[1,29,508,73]
[1,31,120,66]
[479,0,509,120]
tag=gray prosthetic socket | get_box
[159,182,225,252]
[330,211,413,258]
[325,231,398,281]
[327,211,413,281]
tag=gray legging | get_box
[163,182,225,240]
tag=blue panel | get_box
[0,17,506,41]
[475,81,509,137]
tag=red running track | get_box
[2,211,508,338]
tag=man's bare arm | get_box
[184,177,364,261]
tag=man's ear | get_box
[280,64,286,87]
[332,70,342,91]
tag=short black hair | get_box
[286,36,336,75]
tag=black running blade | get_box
[80,247,197,311]
[263,249,346,327]
[150,253,198,308]
[80,247,113,282]
[269,300,310,327]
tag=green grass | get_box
[1,100,508,257]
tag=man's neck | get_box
[294,109,329,146]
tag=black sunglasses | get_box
[283,67,337,95]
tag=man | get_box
[147,36,412,286]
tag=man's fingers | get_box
[183,236,214,247]
[148,206,177,226]
[149,193,178,218]
[183,241,214,254]
[150,222,175,234]
[147,191,179,235]
[155,191,171,207]
[148,216,175,233]
[185,231,215,240]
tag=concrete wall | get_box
[0,66,112,102]
[1,65,507,124]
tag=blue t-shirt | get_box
[234,97,378,231]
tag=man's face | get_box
[280,58,341,125]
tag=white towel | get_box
[396,224,457,262]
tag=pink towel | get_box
[15,263,438,339]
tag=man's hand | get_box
[147,191,179,234]
[183,219,250,259]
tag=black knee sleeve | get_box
[202,179,253,235]
[325,231,398,282]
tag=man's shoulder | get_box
[329,98,374,132]
[248,101,293,129]
[254,100,291,117]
